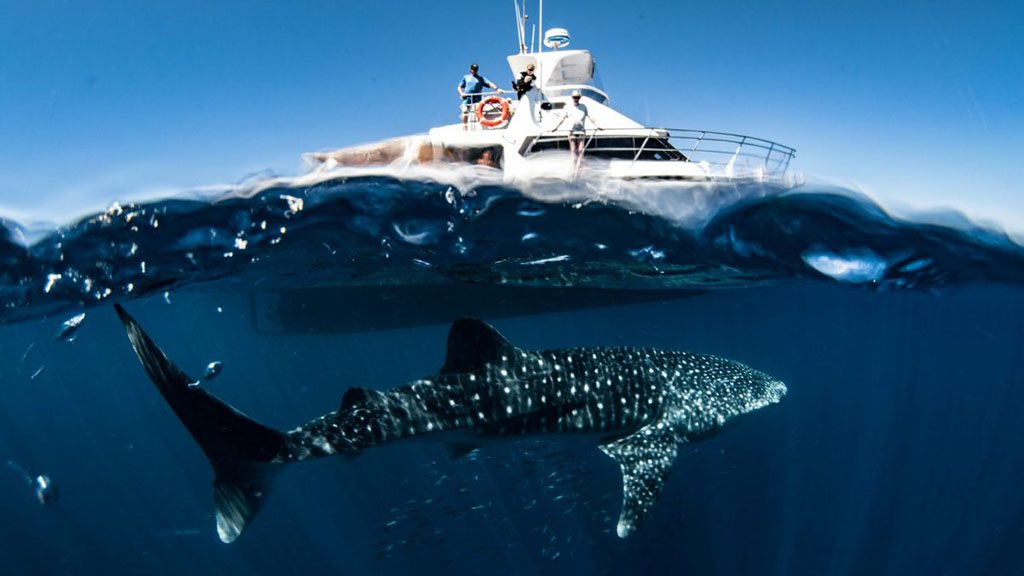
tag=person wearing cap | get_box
[557,89,591,175]
[458,63,503,129]
[514,63,537,99]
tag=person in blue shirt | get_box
[458,63,503,129]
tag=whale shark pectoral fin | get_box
[599,422,679,538]
[440,318,519,374]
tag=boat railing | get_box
[525,127,796,177]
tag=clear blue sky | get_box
[1,1,1021,229]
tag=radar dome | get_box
[543,28,571,49]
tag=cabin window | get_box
[441,145,503,168]
[586,137,638,160]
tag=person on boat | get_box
[475,149,499,168]
[458,64,503,129]
[514,63,537,99]
[556,89,590,175]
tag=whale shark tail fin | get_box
[114,304,287,543]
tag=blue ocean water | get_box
[1,175,1023,575]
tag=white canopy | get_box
[507,49,597,89]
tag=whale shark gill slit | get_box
[113,304,786,543]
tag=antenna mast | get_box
[513,1,526,53]
[538,0,544,53]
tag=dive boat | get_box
[307,13,795,184]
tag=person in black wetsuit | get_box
[514,63,537,99]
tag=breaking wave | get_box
[1,167,1022,324]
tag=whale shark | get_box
[113,304,786,543]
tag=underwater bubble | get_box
[802,249,888,283]
[516,203,546,217]
[204,361,223,381]
[43,274,61,294]
[628,245,665,261]
[281,194,304,216]
[522,255,571,266]
[897,258,932,273]
[34,475,57,506]
[6,462,57,507]
[392,220,441,246]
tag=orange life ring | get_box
[476,96,511,128]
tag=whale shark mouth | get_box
[770,380,788,402]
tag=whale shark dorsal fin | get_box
[340,387,387,411]
[599,420,679,538]
[440,318,518,374]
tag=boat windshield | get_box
[526,136,687,161]
[544,87,608,104]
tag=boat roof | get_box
[507,49,598,90]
